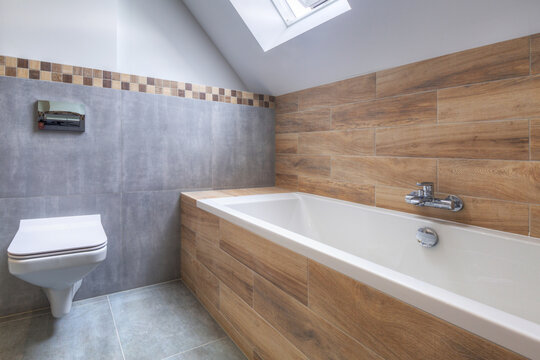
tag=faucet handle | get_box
[416,182,434,197]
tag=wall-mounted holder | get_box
[37,100,85,132]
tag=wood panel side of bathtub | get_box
[179,196,526,360]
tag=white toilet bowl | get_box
[7,215,107,318]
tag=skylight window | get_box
[272,0,336,26]
[229,0,351,52]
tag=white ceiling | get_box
[184,0,540,96]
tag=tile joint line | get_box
[160,336,228,360]
[107,295,126,360]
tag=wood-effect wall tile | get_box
[298,129,374,155]
[181,248,220,308]
[198,208,220,242]
[181,225,196,257]
[276,108,331,133]
[276,154,331,177]
[439,159,540,203]
[438,76,540,123]
[308,261,525,360]
[332,156,437,188]
[375,120,529,160]
[220,187,290,196]
[276,133,298,154]
[375,186,529,235]
[196,287,255,360]
[297,73,376,110]
[298,177,375,205]
[180,200,199,233]
[532,34,540,75]
[220,220,308,305]
[180,200,220,243]
[197,233,254,306]
[194,260,220,309]
[180,250,197,291]
[181,192,231,207]
[531,119,540,160]
[275,174,299,190]
[376,37,530,97]
[253,274,381,360]
[531,205,540,237]
[276,92,299,114]
[332,91,437,129]
[220,284,307,360]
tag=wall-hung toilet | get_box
[7,214,107,318]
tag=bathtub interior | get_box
[216,192,540,326]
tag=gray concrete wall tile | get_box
[0,77,122,198]
[212,102,275,189]
[122,92,213,192]
[121,190,182,290]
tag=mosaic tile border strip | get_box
[0,55,275,108]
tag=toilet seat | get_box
[7,214,108,260]
[7,242,107,260]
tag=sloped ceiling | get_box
[184,0,540,96]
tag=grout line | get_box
[0,306,49,321]
[0,309,51,325]
[0,187,248,201]
[106,279,181,298]
[306,153,537,162]
[107,295,126,360]
[160,337,227,360]
[296,73,539,115]
[277,117,533,135]
[377,183,538,206]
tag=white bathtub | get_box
[198,192,540,358]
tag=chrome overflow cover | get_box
[416,227,438,248]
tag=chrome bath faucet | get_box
[405,182,463,212]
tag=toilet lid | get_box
[8,214,108,259]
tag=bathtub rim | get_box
[197,191,540,358]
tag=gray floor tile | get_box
[169,338,247,360]
[108,281,224,360]
[0,297,123,360]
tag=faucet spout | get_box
[405,183,463,212]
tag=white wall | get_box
[116,0,245,89]
[0,0,246,90]
[184,0,540,95]
[0,0,118,70]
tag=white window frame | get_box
[229,0,351,52]
[271,0,337,26]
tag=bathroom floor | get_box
[0,280,246,360]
